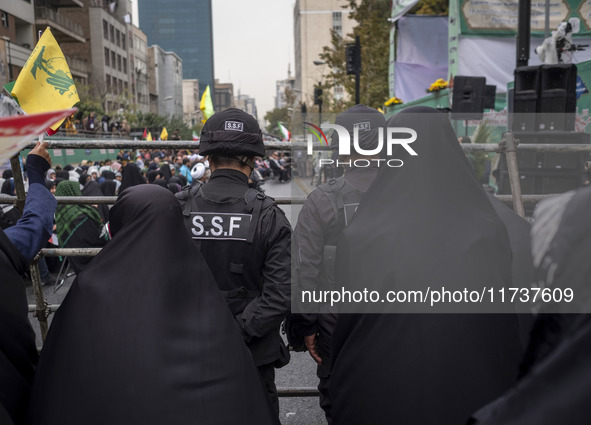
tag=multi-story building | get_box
[293,0,355,107]
[235,93,258,120]
[213,80,233,112]
[275,70,295,109]
[148,45,183,118]
[59,0,133,113]
[132,25,149,113]
[1,0,88,88]
[0,0,35,88]
[138,0,214,99]
[182,79,200,127]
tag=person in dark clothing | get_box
[54,181,107,275]
[268,152,289,182]
[27,185,280,425]
[1,178,21,230]
[469,185,591,425]
[289,104,386,424]
[176,108,291,414]
[119,163,145,193]
[99,180,117,197]
[329,107,523,425]
[1,142,56,425]
[81,178,109,223]
[158,163,172,182]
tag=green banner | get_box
[457,0,591,37]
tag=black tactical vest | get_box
[176,183,274,317]
[319,177,366,288]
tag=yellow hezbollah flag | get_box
[11,27,79,134]
[147,132,153,141]
[160,127,168,141]
[200,85,214,123]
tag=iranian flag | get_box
[278,122,290,141]
[192,131,200,141]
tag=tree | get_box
[264,87,296,137]
[319,0,391,111]
[409,0,449,16]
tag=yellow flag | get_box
[160,127,168,141]
[200,85,214,123]
[147,132,153,141]
[11,27,79,134]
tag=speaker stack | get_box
[500,63,588,210]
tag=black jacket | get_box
[177,169,292,367]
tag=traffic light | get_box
[345,41,361,75]
[314,87,323,105]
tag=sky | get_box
[133,0,295,122]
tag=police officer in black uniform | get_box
[176,108,291,414]
[289,105,386,424]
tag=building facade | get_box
[275,74,295,109]
[293,0,355,108]
[59,0,133,113]
[148,45,183,118]
[182,78,200,127]
[213,80,233,112]
[235,93,258,120]
[132,25,149,113]
[138,0,214,99]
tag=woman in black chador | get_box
[329,106,523,425]
[27,185,279,425]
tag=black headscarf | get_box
[100,170,116,181]
[81,180,109,223]
[1,179,14,196]
[146,170,159,183]
[0,230,37,425]
[27,185,279,425]
[99,180,117,197]
[158,164,172,182]
[119,163,145,193]
[151,179,168,189]
[330,107,522,425]
[470,185,591,425]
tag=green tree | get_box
[319,0,391,111]
[264,87,296,137]
[409,0,449,16]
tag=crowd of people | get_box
[0,106,589,425]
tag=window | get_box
[122,34,126,50]
[117,55,122,71]
[103,20,108,39]
[104,47,110,66]
[123,58,127,74]
[332,11,342,37]
[124,82,128,93]
[111,51,116,69]
[110,25,114,43]
[1,12,9,28]
[116,29,120,47]
[106,75,111,91]
[118,79,123,94]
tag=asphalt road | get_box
[25,176,327,425]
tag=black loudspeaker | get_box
[497,131,589,204]
[512,66,540,132]
[538,64,577,131]
[484,85,496,109]
[451,76,486,120]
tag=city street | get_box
[25,177,327,425]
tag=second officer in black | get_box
[176,108,291,413]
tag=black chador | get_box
[27,185,279,425]
[329,107,523,425]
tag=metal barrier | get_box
[5,136,591,342]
